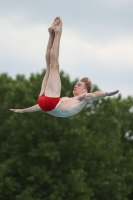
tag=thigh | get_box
[39,68,50,96]
[45,68,61,97]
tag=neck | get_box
[73,92,80,97]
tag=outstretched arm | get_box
[86,90,119,100]
[76,90,119,101]
[10,104,41,113]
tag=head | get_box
[73,77,92,96]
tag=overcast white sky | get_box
[0,0,133,97]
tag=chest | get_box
[61,98,86,110]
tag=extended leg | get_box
[45,21,62,97]
[39,18,60,96]
[39,32,55,96]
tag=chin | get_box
[73,91,78,96]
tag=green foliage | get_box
[0,71,133,200]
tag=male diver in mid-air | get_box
[10,17,119,117]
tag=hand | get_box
[106,90,119,96]
[10,108,24,113]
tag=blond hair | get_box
[80,77,93,93]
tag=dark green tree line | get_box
[0,71,133,200]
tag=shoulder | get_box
[74,93,87,101]
[85,93,95,101]
[60,96,71,101]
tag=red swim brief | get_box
[38,94,60,112]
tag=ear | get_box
[84,88,87,92]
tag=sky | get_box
[0,0,133,98]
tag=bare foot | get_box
[53,20,62,32]
[48,17,61,33]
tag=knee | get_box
[50,50,58,63]
[50,56,59,67]
[50,63,59,70]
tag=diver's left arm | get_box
[10,104,41,113]
[86,90,119,100]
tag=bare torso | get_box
[47,96,87,117]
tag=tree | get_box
[0,71,133,200]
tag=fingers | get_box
[10,109,16,111]
[113,90,119,94]
[107,90,119,96]
[10,109,17,113]
[9,109,23,113]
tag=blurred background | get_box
[0,0,133,200]
[0,0,133,97]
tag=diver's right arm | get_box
[10,104,41,113]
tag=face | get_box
[73,81,87,96]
